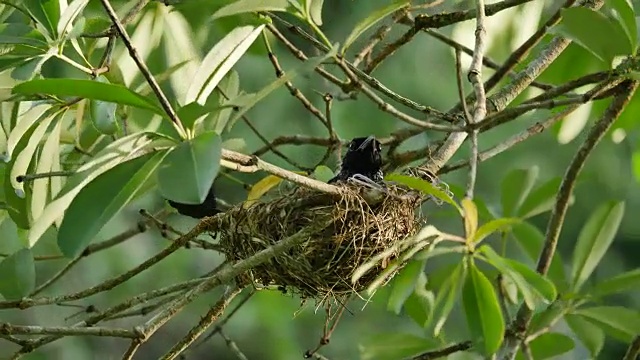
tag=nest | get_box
[217,184,423,299]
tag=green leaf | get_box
[28,133,155,247]
[414,244,467,261]
[517,177,563,218]
[212,0,291,20]
[359,333,437,360]
[57,151,167,257]
[11,54,53,81]
[571,201,625,291]
[590,268,640,297]
[157,131,222,204]
[213,70,240,133]
[0,248,35,300]
[480,245,539,310]
[185,24,264,105]
[13,79,164,115]
[31,119,63,221]
[9,111,60,194]
[512,222,567,289]
[226,47,337,127]
[517,332,574,360]
[3,120,43,229]
[473,218,520,244]
[89,76,119,135]
[82,16,112,35]
[633,151,640,183]
[0,23,48,48]
[385,174,461,213]
[5,103,50,160]
[342,0,409,52]
[606,0,637,52]
[57,0,89,40]
[551,7,632,64]
[501,167,538,216]
[462,198,478,241]
[403,273,434,328]
[25,0,60,38]
[246,174,285,202]
[306,0,324,25]
[565,313,605,358]
[387,260,424,314]
[504,258,557,303]
[462,259,504,355]
[572,306,640,342]
[430,261,464,335]
[312,165,334,183]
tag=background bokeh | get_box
[1,0,639,359]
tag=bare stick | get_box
[220,149,341,194]
[219,328,249,360]
[0,323,138,338]
[412,341,473,359]
[159,286,243,360]
[465,0,487,199]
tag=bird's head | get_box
[344,135,382,168]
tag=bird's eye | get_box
[349,141,358,150]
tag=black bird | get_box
[329,136,384,184]
[167,185,220,219]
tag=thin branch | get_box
[424,29,553,91]
[185,291,255,357]
[411,341,473,359]
[455,49,472,122]
[253,136,340,157]
[487,0,605,113]
[30,224,147,296]
[440,104,581,174]
[365,19,419,74]
[132,219,333,347]
[409,0,534,30]
[623,335,640,360]
[425,0,605,175]
[0,323,138,338]
[269,14,459,123]
[464,0,487,199]
[0,217,213,310]
[220,149,341,194]
[219,328,249,360]
[159,286,243,360]
[265,23,345,88]
[500,79,638,360]
[99,0,187,138]
[484,0,578,92]
[353,10,406,67]
[334,60,463,132]
[262,31,327,125]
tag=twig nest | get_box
[217,184,422,299]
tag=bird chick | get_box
[329,136,384,184]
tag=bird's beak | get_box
[357,135,375,150]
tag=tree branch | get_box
[499,79,638,360]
